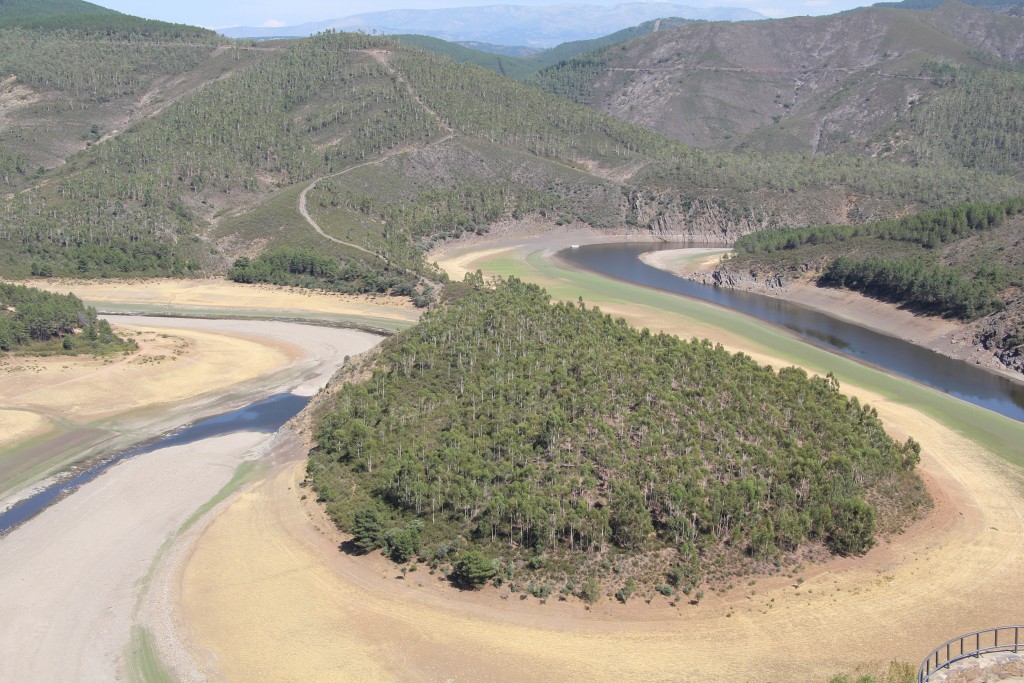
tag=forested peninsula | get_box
[309,278,929,602]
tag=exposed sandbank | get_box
[22,277,419,325]
[0,274,421,499]
[0,320,293,499]
[0,318,383,682]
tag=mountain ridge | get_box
[529,1,1024,166]
[220,3,765,47]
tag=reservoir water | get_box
[560,242,1024,423]
[0,393,309,535]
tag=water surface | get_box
[561,242,1024,422]
[0,393,308,535]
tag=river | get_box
[560,242,1024,423]
[0,393,309,535]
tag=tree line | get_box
[820,256,1003,320]
[228,248,433,306]
[734,198,1024,255]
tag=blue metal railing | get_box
[919,626,1023,682]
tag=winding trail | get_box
[296,49,454,268]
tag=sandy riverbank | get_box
[165,233,1024,681]
[168,393,1024,681]
[0,275,423,501]
[0,320,295,499]
[0,317,384,682]
[22,277,420,328]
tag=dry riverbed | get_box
[0,283,402,681]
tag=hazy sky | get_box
[94,0,877,28]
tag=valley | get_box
[1,0,1023,680]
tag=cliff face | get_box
[976,301,1024,374]
[626,190,885,242]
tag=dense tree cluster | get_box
[387,47,684,162]
[0,28,215,102]
[527,52,610,103]
[0,0,215,39]
[309,277,927,595]
[228,248,432,305]
[312,171,554,244]
[908,63,1024,177]
[727,199,1024,321]
[0,146,28,189]
[734,199,1024,255]
[0,281,131,353]
[820,256,1003,320]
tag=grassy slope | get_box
[476,248,1024,465]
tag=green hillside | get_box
[529,17,694,69]
[0,0,114,21]
[875,0,1021,12]
[391,34,538,80]
[392,18,697,81]
[0,0,214,36]
[309,277,929,597]
[4,28,1022,283]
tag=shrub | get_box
[451,550,497,589]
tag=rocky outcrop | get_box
[974,303,1024,375]
[627,193,779,243]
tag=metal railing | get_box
[919,626,1024,682]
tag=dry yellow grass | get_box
[175,237,1024,681]
[436,245,520,281]
[0,410,51,450]
[180,409,1023,681]
[22,278,419,323]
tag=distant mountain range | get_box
[219,2,765,47]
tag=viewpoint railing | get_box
[919,626,1024,682]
